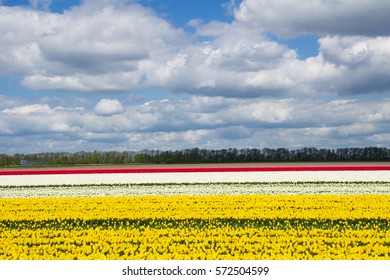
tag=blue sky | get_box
[0,0,389,154]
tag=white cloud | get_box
[234,0,390,37]
[151,21,300,97]
[150,18,389,98]
[0,2,186,91]
[319,36,390,67]
[22,75,87,91]
[1,1,390,98]
[3,104,54,115]
[319,36,390,94]
[1,96,389,152]
[94,99,124,116]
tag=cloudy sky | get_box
[0,0,389,154]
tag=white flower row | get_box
[1,182,390,198]
[0,170,389,186]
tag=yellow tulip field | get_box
[1,189,390,260]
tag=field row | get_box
[2,194,390,220]
[2,165,390,175]
[1,181,390,198]
[2,219,390,260]
[1,170,389,186]
[1,194,389,260]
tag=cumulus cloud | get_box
[151,21,300,97]
[3,104,54,115]
[94,99,124,116]
[1,0,390,98]
[320,36,390,67]
[234,0,390,37]
[0,2,186,91]
[318,36,390,94]
[1,96,389,152]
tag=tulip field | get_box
[0,165,390,260]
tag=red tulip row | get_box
[1,165,389,176]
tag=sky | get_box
[0,0,389,154]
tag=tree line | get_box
[0,147,389,167]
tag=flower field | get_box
[0,166,389,260]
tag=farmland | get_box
[0,165,389,260]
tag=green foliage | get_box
[0,147,389,167]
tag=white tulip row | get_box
[0,170,389,187]
[1,181,390,198]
